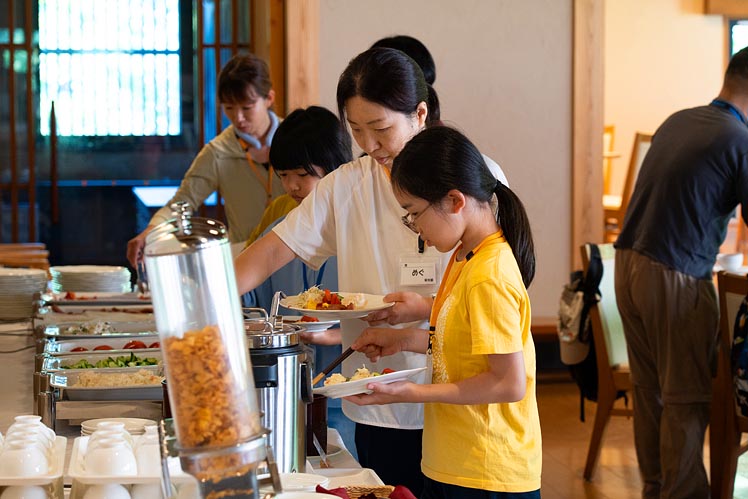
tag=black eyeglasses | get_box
[401,205,433,234]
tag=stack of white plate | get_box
[0,267,48,319]
[50,265,132,293]
[81,417,157,436]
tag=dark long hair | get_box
[336,47,440,127]
[391,126,535,287]
[269,106,352,176]
[370,35,436,85]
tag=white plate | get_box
[313,367,428,398]
[312,468,385,487]
[81,417,157,432]
[280,472,330,492]
[283,316,340,333]
[280,293,394,320]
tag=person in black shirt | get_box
[615,46,748,498]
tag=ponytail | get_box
[425,85,441,126]
[494,181,536,287]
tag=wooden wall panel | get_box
[572,0,604,269]
[285,0,319,110]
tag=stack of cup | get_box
[0,415,54,477]
[84,423,136,477]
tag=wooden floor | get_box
[538,374,748,498]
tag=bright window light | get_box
[38,0,181,137]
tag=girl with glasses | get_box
[348,126,541,499]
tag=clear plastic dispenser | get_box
[144,202,270,499]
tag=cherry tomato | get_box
[148,342,160,348]
[382,368,395,374]
[70,346,88,352]
[123,340,147,349]
[93,345,113,350]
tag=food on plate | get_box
[322,366,394,386]
[71,368,164,388]
[148,342,160,348]
[93,345,113,351]
[300,315,319,322]
[62,352,159,369]
[123,340,148,349]
[163,324,259,456]
[70,347,88,352]
[65,321,114,335]
[297,286,366,311]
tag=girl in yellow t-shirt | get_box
[349,126,541,498]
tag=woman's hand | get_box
[363,292,433,326]
[344,380,421,405]
[300,327,341,345]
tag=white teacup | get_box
[5,425,54,448]
[0,485,48,499]
[131,483,166,499]
[82,484,131,499]
[84,438,136,476]
[718,253,744,272]
[88,431,132,451]
[3,431,53,457]
[9,416,55,442]
[0,439,49,476]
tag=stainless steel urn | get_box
[244,306,312,474]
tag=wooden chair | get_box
[602,125,616,196]
[710,271,748,498]
[581,243,633,480]
[604,132,653,242]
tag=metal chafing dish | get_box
[39,349,162,372]
[42,336,160,355]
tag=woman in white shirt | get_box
[234,47,507,494]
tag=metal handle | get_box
[300,361,314,404]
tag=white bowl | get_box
[82,484,131,499]
[718,253,744,272]
[0,486,48,499]
[0,439,49,476]
[84,438,136,476]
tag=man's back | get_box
[615,104,748,279]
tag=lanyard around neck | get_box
[237,136,274,207]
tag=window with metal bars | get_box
[38,0,181,137]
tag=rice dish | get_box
[72,368,164,388]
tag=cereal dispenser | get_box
[144,202,275,499]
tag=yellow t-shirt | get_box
[422,231,542,492]
[245,194,298,246]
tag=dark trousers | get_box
[354,423,424,497]
[422,476,541,499]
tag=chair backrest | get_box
[603,125,615,195]
[582,243,629,368]
[618,132,653,220]
[717,272,748,419]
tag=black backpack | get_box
[562,244,627,421]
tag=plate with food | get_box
[282,315,340,333]
[280,287,394,320]
[313,366,427,398]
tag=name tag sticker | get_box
[400,260,437,286]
